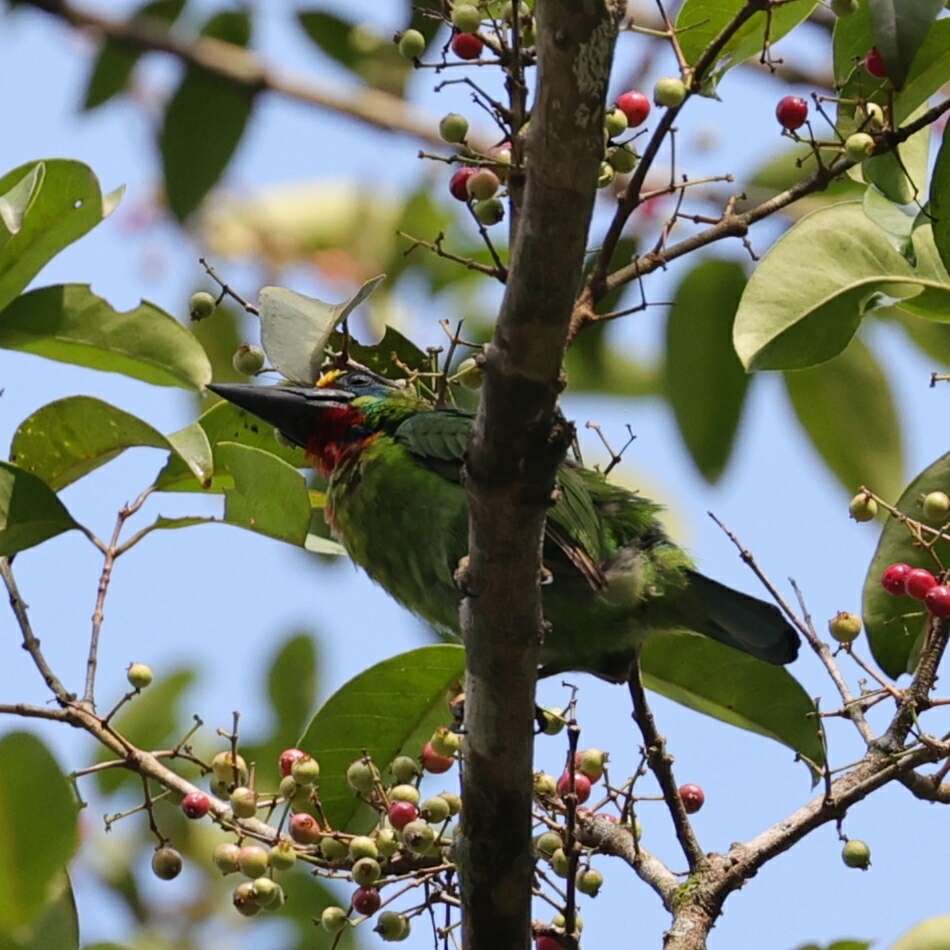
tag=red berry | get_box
[352,886,381,916]
[678,783,705,814]
[775,96,808,131]
[289,812,321,844]
[905,568,938,600]
[388,800,419,830]
[279,748,307,777]
[421,742,454,774]
[536,938,562,950]
[181,791,210,819]
[451,32,484,60]
[865,47,888,78]
[449,166,477,201]
[926,585,950,618]
[556,771,592,804]
[615,90,651,128]
[881,563,912,595]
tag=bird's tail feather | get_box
[679,570,800,665]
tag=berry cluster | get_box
[881,563,950,618]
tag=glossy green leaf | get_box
[862,452,950,678]
[734,203,950,371]
[0,461,79,555]
[159,10,254,220]
[82,0,187,109]
[863,186,917,261]
[96,670,195,793]
[10,396,212,490]
[785,337,903,500]
[863,103,930,205]
[328,324,428,380]
[665,259,749,483]
[0,284,212,388]
[675,0,816,84]
[896,223,950,321]
[154,399,306,492]
[298,645,465,831]
[641,631,824,769]
[258,275,385,384]
[269,634,318,741]
[217,442,311,545]
[932,123,950,274]
[868,0,944,88]
[0,163,44,238]
[893,309,950,366]
[0,733,78,931]
[0,874,79,950]
[0,160,117,312]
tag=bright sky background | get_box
[2,2,948,949]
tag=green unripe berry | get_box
[349,836,379,861]
[654,76,687,108]
[238,845,269,879]
[577,748,607,782]
[607,144,638,174]
[232,881,261,917]
[321,906,349,933]
[376,911,410,942]
[845,132,875,162]
[831,0,858,14]
[291,755,320,786]
[213,842,241,875]
[923,491,950,521]
[189,291,216,321]
[536,831,563,859]
[211,750,248,785]
[597,162,615,188]
[390,755,420,783]
[842,838,871,869]
[540,708,565,735]
[390,784,421,804]
[320,835,349,862]
[151,846,183,881]
[376,827,399,857]
[438,791,462,815]
[439,113,469,144]
[455,356,483,390]
[473,197,505,226]
[351,856,382,887]
[577,868,604,896]
[229,786,257,819]
[466,169,500,201]
[828,611,862,644]
[279,775,298,800]
[452,3,481,33]
[552,911,584,932]
[605,107,629,138]
[232,344,265,376]
[126,662,153,690]
[429,727,462,757]
[857,101,885,131]
[397,29,425,59]
[534,772,557,797]
[421,796,451,823]
[550,848,571,878]
[346,760,376,793]
[849,493,877,522]
[252,876,280,906]
[269,840,297,871]
[402,819,436,854]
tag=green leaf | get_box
[217,442,312,545]
[0,163,44,238]
[665,259,750,483]
[862,452,950,678]
[0,160,118,312]
[0,733,78,931]
[298,645,465,831]
[159,10,255,220]
[258,275,385,384]
[641,631,824,769]
[297,11,410,96]
[932,123,950,274]
[897,223,950,321]
[0,461,79,556]
[154,399,306,492]
[868,0,944,88]
[862,186,917,262]
[0,874,78,950]
[863,103,930,205]
[894,308,950,365]
[268,633,318,744]
[95,670,195,793]
[10,396,212,490]
[675,0,816,85]
[784,337,903,499]
[734,202,950,371]
[0,284,212,389]
[328,324,429,380]
[891,916,950,950]
[82,0,187,110]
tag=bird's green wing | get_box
[394,409,473,466]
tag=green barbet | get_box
[209,370,798,680]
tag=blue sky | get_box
[1,2,948,948]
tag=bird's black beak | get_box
[208,383,353,448]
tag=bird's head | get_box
[209,368,427,475]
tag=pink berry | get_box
[181,791,210,819]
[615,90,651,128]
[289,812,321,844]
[678,783,705,814]
[905,568,938,600]
[388,800,419,830]
[449,166,477,201]
[536,938,562,950]
[451,32,484,60]
[775,96,808,131]
[421,742,454,774]
[925,585,950,618]
[279,748,307,777]
[865,47,888,78]
[556,771,592,804]
[881,563,912,595]
[352,886,381,916]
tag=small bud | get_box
[126,662,153,690]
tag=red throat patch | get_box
[303,405,368,476]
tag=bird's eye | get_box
[349,374,370,387]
